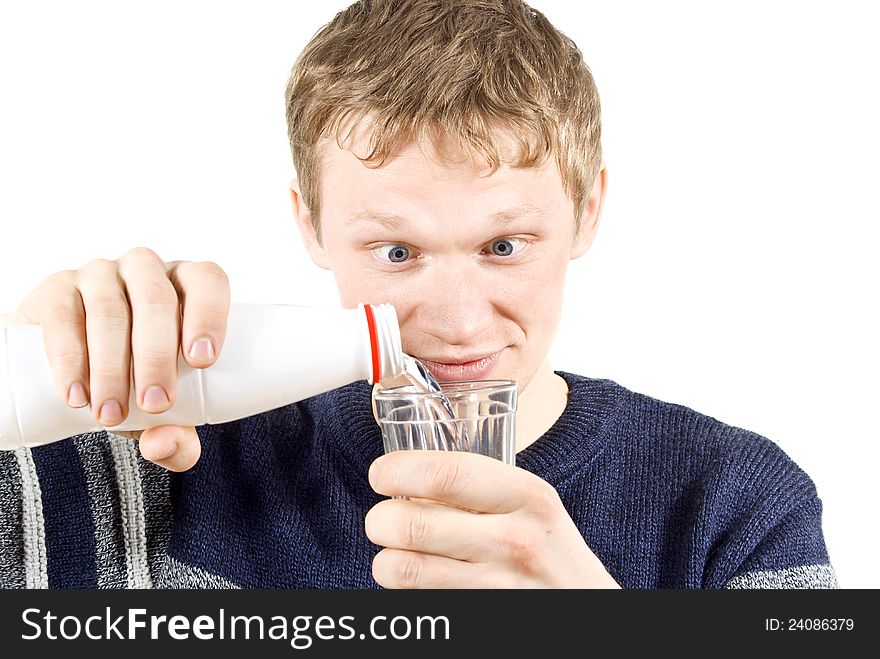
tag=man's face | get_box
[295,134,600,394]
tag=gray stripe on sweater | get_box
[725,563,839,589]
[153,555,240,589]
[108,434,153,587]
[0,449,26,588]
[14,447,48,588]
[135,444,172,584]
[73,432,128,588]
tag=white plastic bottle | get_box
[0,303,404,450]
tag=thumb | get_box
[132,425,202,472]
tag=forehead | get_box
[316,129,572,222]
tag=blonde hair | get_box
[285,0,602,236]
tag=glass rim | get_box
[373,378,517,399]
[376,412,515,426]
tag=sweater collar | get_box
[515,371,625,483]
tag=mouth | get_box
[416,349,505,382]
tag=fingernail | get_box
[188,337,215,361]
[67,382,88,408]
[99,400,123,425]
[143,386,169,409]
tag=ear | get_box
[290,178,331,270]
[571,165,607,259]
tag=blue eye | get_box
[489,238,525,257]
[375,244,411,263]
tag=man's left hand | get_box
[365,450,621,588]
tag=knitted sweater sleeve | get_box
[722,494,839,588]
[701,428,839,589]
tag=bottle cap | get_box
[362,303,404,384]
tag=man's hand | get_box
[365,450,621,588]
[12,247,231,471]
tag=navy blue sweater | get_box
[0,372,836,589]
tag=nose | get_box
[414,258,495,347]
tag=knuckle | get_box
[87,289,127,310]
[47,345,88,365]
[404,508,430,548]
[133,349,176,372]
[124,246,162,262]
[530,479,562,512]
[19,280,83,326]
[82,258,117,275]
[136,279,178,307]
[52,307,85,331]
[87,308,130,332]
[44,269,77,289]
[186,302,229,331]
[197,261,229,285]
[397,553,425,588]
[502,531,543,572]
[90,365,130,381]
[427,458,466,499]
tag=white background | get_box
[1,1,877,588]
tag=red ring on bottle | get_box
[363,304,381,384]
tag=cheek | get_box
[514,256,568,313]
[504,257,569,356]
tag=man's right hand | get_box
[11,247,231,471]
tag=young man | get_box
[0,0,836,588]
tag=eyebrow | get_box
[347,210,408,230]
[347,204,547,230]
[488,204,549,225]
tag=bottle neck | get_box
[362,303,404,384]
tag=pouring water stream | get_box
[378,354,470,451]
